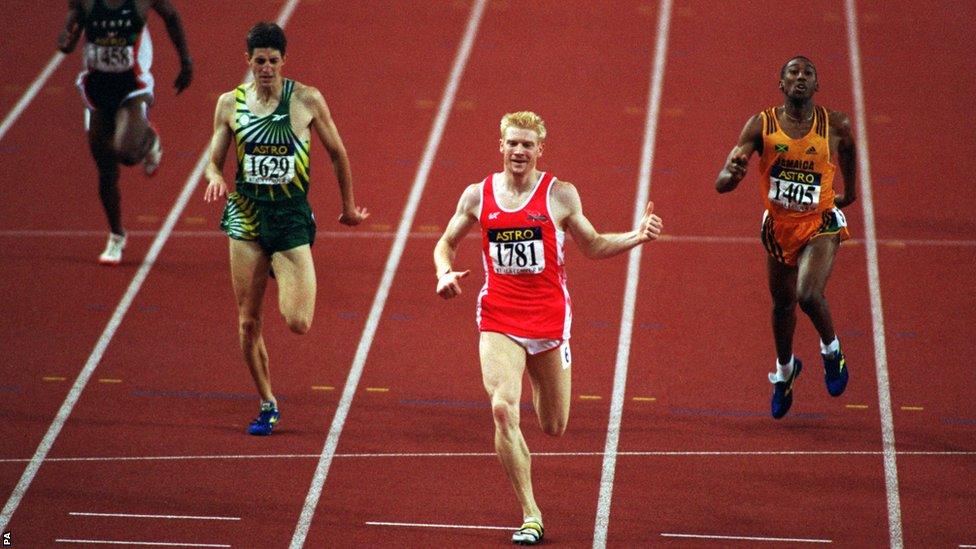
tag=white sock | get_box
[821,337,840,357]
[768,356,794,383]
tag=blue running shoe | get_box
[823,351,849,397]
[248,401,280,436]
[771,358,803,419]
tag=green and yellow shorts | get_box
[220,192,316,254]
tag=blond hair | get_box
[499,111,547,141]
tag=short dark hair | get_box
[780,55,816,78]
[246,22,287,56]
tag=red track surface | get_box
[1,1,974,547]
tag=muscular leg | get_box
[114,95,156,166]
[796,234,841,343]
[87,109,123,235]
[480,332,541,520]
[229,239,274,404]
[270,244,316,335]
[525,346,571,437]
[767,256,798,365]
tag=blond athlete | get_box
[434,111,663,544]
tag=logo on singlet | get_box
[775,144,789,153]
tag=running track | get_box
[1,1,974,547]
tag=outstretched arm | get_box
[304,85,368,225]
[203,93,234,203]
[832,111,858,209]
[57,0,84,54]
[715,114,762,193]
[555,181,663,260]
[151,0,193,93]
[434,184,480,298]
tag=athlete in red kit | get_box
[434,111,663,545]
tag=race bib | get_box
[243,143,295,185]
[488,226,545,275]
[85,44,135,73]
[768,164,822,212]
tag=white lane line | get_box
[1,449,972,465]
[69,512,240,521]
[287,2,487,547]
[55,540,229,548]
[845,1,903,547]
[661,532,831,544]
[3,229,975,248]
[592,1,672,548]
[366,521,510,531]
[0,0,302,535]
[0,52,64,143]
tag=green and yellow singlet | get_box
[233,79,310,201]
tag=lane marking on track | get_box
[0,52,64,143]
[69,512,240,521]
[845,1,903,546]
[593,1,672,547]
[311,386,334,391]
[0,0,303,536]
[366,521,510,531]
[2,449,974,465]
[846,404,870,409]
[365,387,389,393]
[55,540,229,548]
[661,532,831,544]
[900,406,923,411]
[632,397,656,402]
[288,2,487,547]
[3,229,976,249]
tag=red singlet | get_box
[477,172,572,340]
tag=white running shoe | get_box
[144,133,162,176]
[98,232,127,266]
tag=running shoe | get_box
[770,358,803,420]
[823,351,849,397]
[512,517,544,545]
[144,133,162,176]
[98,232,127,266]
[247,401,280,436]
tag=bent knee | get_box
[797,292,825,313]
[285,314,312,335]
[540,419,567,437]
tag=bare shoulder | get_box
[550,179,581,206]
[827,108,853,131]
[460,181,483,208]
[292,81,326,107]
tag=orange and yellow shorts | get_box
[761,207,851,266]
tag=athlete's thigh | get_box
[526,344,571,424]
[114,95,151,146]
[270,244,316,319]
[767,254,798,305]
[229,238,271,317]
[797,233,840,297]
[480,332,527,402]
[87,109,116,160]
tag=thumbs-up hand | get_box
[638,201,663,242]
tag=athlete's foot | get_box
[144,133,162,176]
[98,232,127,266]
[512,517,544,545]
